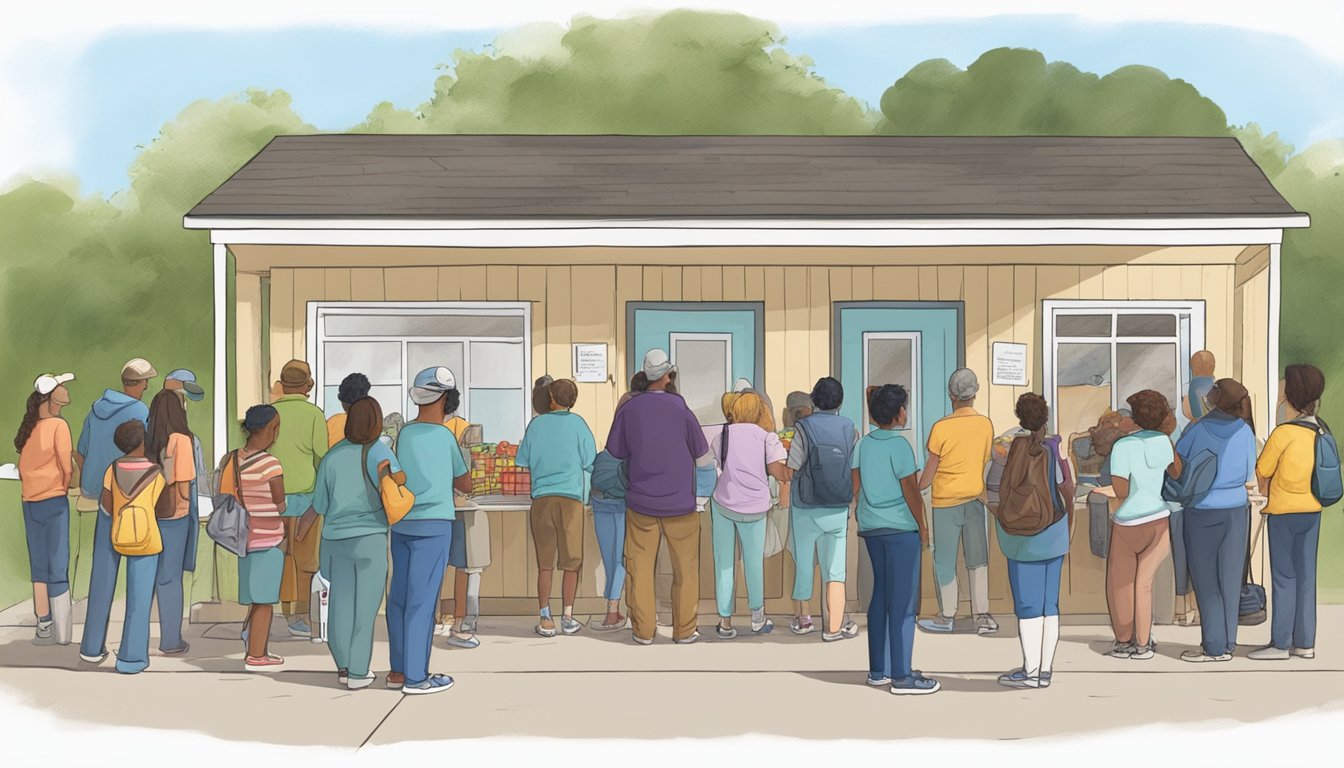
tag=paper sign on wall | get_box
[992,342,1029,386]
[572,343,608,383]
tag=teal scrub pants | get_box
[710,500,767,618]
[320,533,389,679]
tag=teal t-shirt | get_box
[1109,430,1175,525]
[395,421,469,526]
[313,438,399,540]
[516,410,597,503]
[851,429,920,534]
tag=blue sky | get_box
[67,15,1344,195]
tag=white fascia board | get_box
[193,225,1295,248]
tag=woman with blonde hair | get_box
[709,391,789,638]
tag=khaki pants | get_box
[625,508,699,641]
[1106,518,1171,647]
[281,516,323,616]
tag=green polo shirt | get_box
[269,394,329,495]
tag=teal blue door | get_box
[628,302,764,424]
[834,303,963,468]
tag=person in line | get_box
[75,359,154,661]
[782,391,814,430]
[1251,363,1328,661]
[918,368,997,634]
[144,389,197,657]
[387,367,470,694]
[853,384,938,695]
[1105,390,1182,660]
[270,359,330,638]
[590,389,637,632]
[437,370,487,647]
[1176,378,1258,662]
[994,394,1074,689]
[157,369,208,653]
[1183,350,1217,423]
[709,391,787,639]
[787,377,859,640]
[97,420,168,674]
[232,405,288,670]
[606,349,711,645]
[314,397,396,689]
[517,378,597,637]
[327,373,372,448]
[16,373,76,646]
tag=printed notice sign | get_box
[573,343,608,383]
[992,342,1029,387]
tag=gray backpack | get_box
[206,450,252,557]
[793,413,856,507]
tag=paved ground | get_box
[0,602,1340,746]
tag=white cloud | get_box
[2,0,1341,186]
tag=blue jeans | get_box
[592,497,627,601]
[863,531,921,681]
[387,524,452,686]
[79,511,120,658]
[710,500,767,617]
[154,515,192,652]
[115,553,160,674]
[1267,513,1320,651]
[21,495,70,595]
[1184,506,1248,655]
[1006,556,1064,619]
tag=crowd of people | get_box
[12,345,1332,696]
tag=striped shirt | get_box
[236,449,285,551]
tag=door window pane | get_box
[672,337,731,425]
[470,341,525,388]
[469,388,525,444]
[323,384,405,423]
[1056,314,1112,337]
[1056,343,1112,439]
[1117,343,1179,411]
[323,341,401,385]
[864,335,918,439]
[1117,314,1177,338]
[407,342,465,392]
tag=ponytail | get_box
[13,391,46,452]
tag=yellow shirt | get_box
[926,407,994,508]
[444,415,470,442]
[327,413,347,449]
[1256,422,1322,514]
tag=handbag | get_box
[205,451,250,557]
[363,443,415,525]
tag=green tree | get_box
[1235,122,1296,180]
[878,48,1230,136]
[353,11,874,134]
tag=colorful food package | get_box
[778,428,796,453]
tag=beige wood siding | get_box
[248,244,1257,614]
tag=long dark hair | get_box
[146,389,193,462]
[13,391,47,452]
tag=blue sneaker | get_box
[916,616,955,633]
[890,674,941,696]
[996,668,1042,689]
[402,674,455,695]
[866,674,891,686]
[287,618,312,638]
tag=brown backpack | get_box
[993,433,1065,537]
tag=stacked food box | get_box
[468,441,531,497]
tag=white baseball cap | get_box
[409,366,457,405]
[642,349,675,381]
[34,373,75,395]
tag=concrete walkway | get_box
[0,603,1340,746]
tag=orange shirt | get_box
[19,417,73,502]
[327,413,347,448]
[159,433,196,520]
[444,415,470,442]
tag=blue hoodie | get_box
[1175,409,1257,510]
[76,389,149,498]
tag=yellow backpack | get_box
[109,463,166,557]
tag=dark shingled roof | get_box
[186,135,1300,221]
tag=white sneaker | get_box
[446,631,480,649]
[917,616,955,633]
[79,650,107,664]
[975,614,999,635]
[346,673,376,690]
[1180,649,1232,663]
[1249,645,1291,661]
[1292,648,1316,659]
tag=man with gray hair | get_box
[917,368,998,634]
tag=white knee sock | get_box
[937,581,959,619]
[465,571,481,624]
[1019,617,1045,677]
[1041,615,1060,674]
[970,567,990,615]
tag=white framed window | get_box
[670,332,733,425]
[1043,300,1204,437]
[308,302,532,443]
[862,331,921,449]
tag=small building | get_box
[186,135,1307,617]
